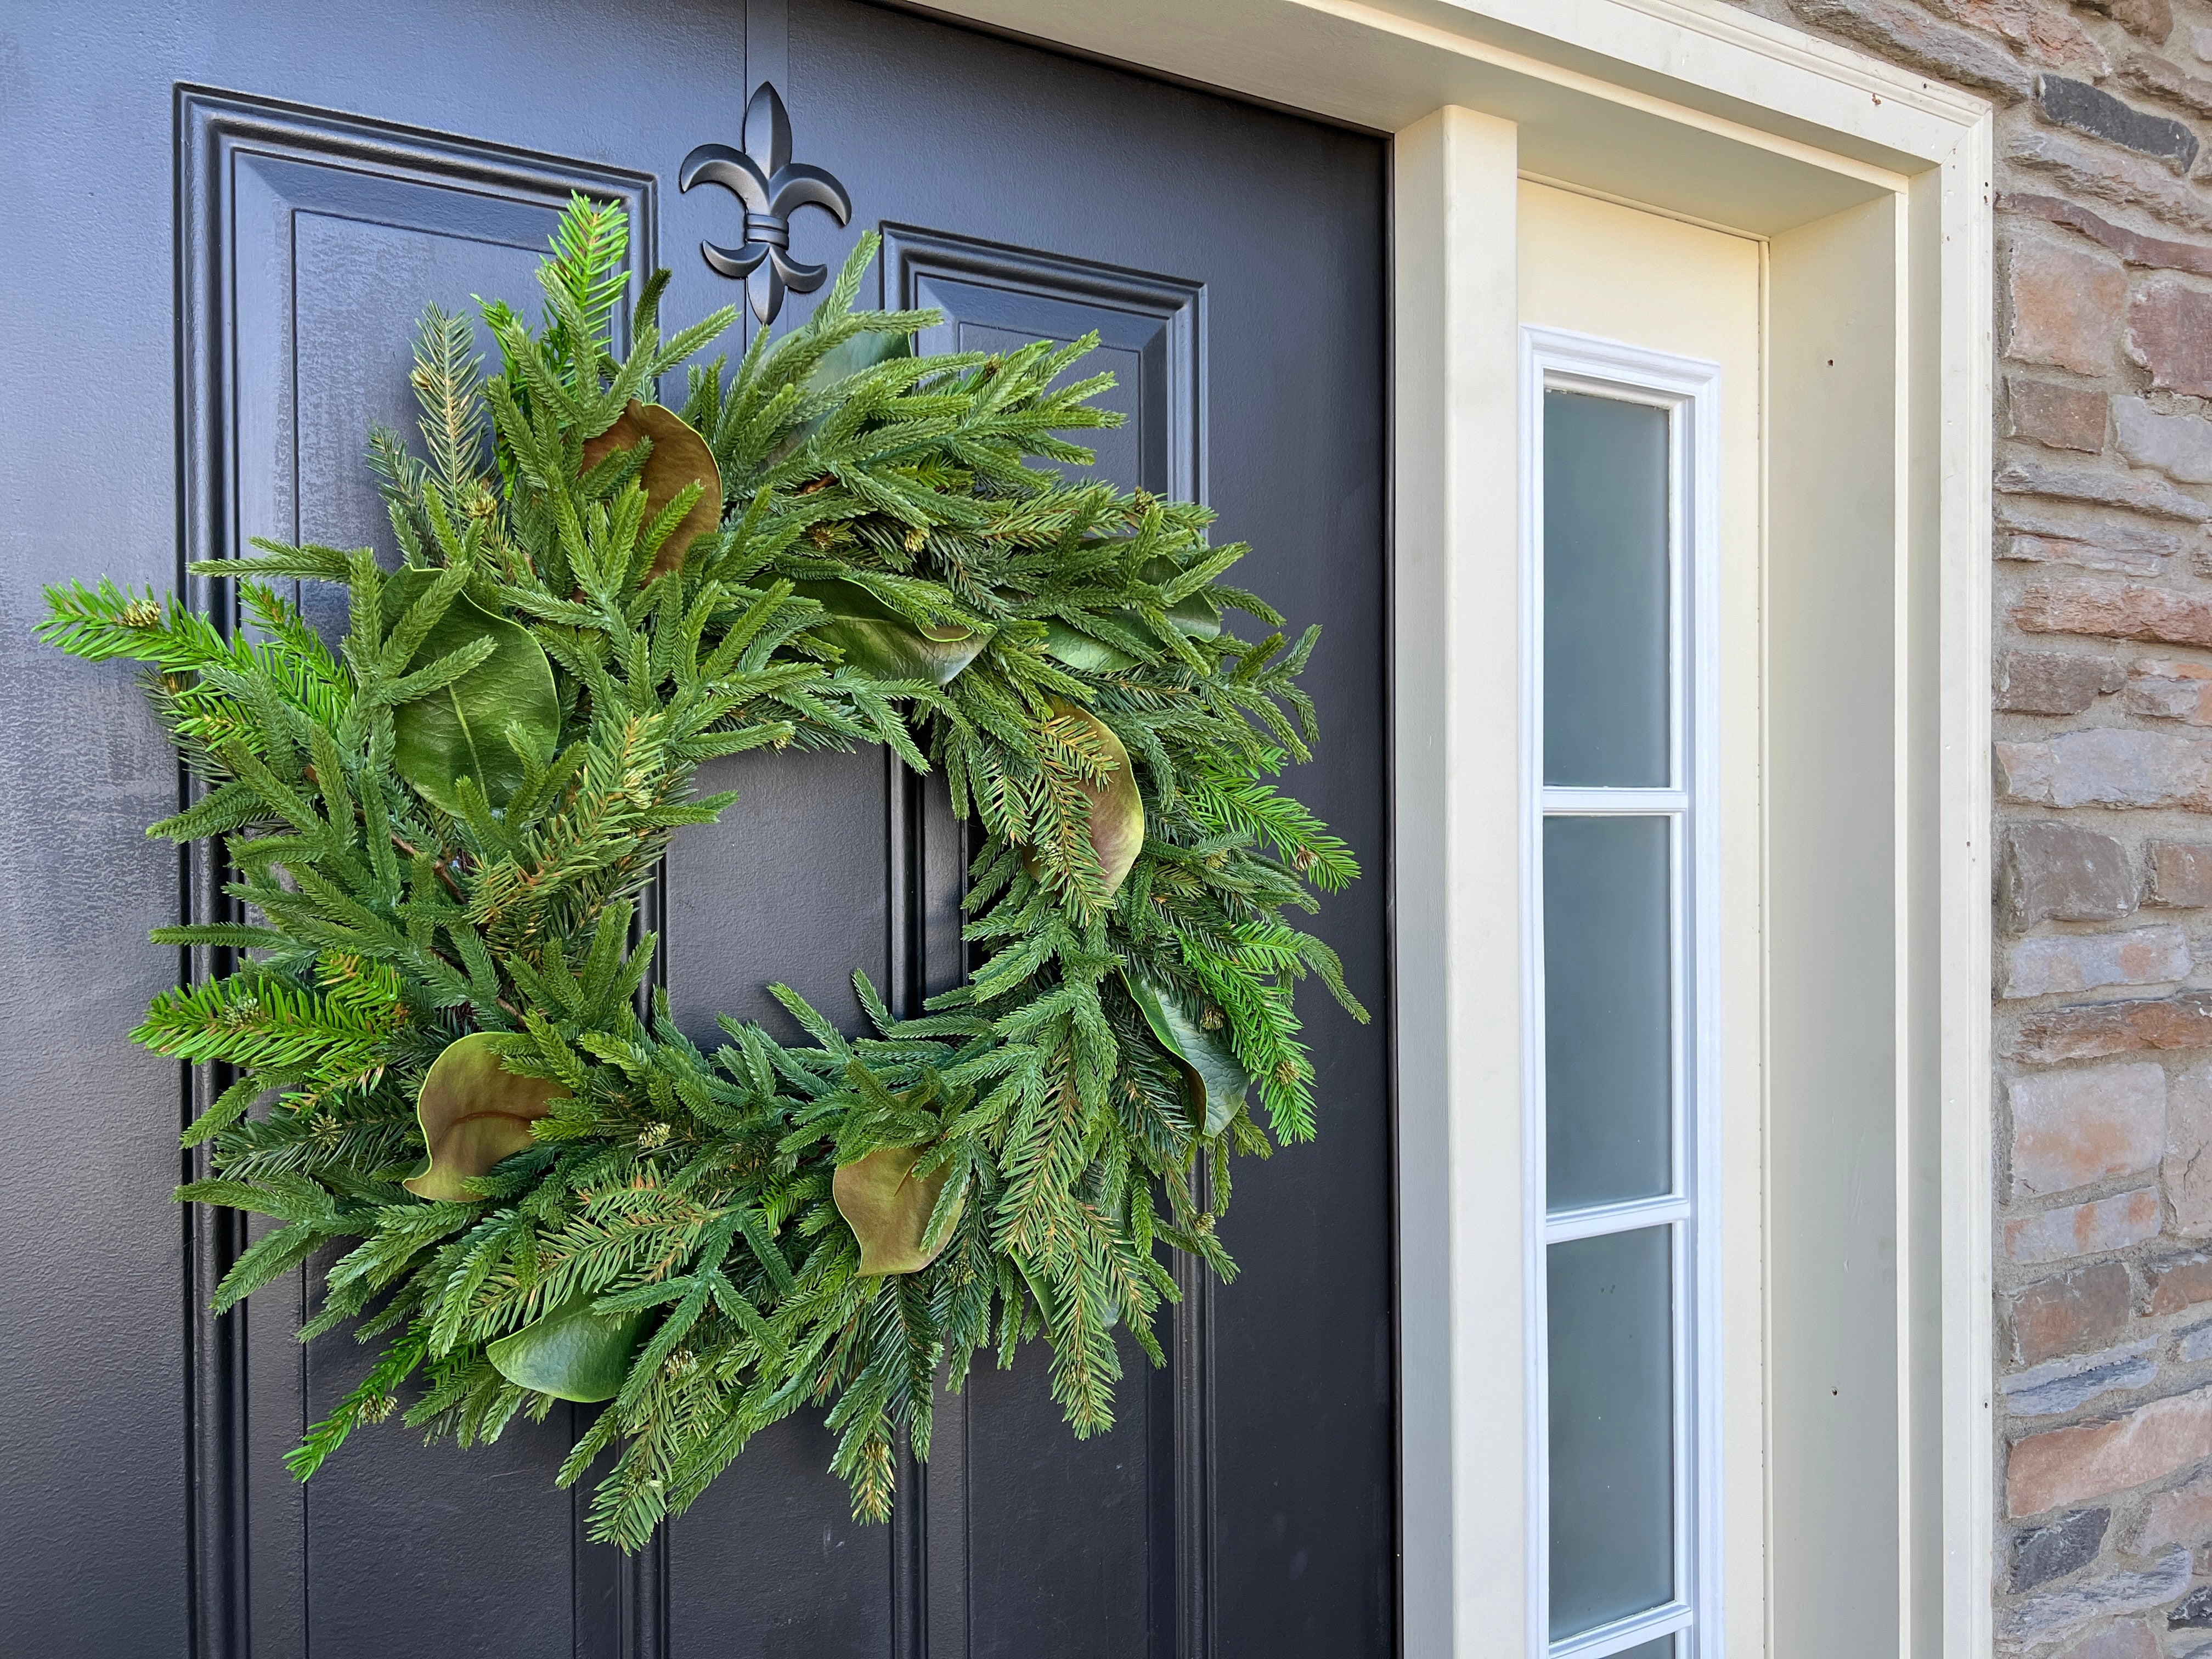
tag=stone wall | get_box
[1725,0,2212,1649]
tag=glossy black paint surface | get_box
[0,3,1390,1652]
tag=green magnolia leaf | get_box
[403,1032,568,1201]
[1125,972,1252,1136]
[1053,701,1144,900]
[795,579,989,686]
[809,328,913,391]
[579,400,723,580]
[833,1144,963,1276]
[1040,557,1221,673]
[1017,1255,1120,1333]
[382,570,558,813]
[1039,619,1138,673]
[486,1297,650,1402]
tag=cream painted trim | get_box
[1393,105,1526,1658]
[1927,116,1997,1659]
[904,1,1996,1651]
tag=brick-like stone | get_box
[2009,1063,2167,1197]
[2000,651,2128,715]
[1999,456,2212,522]
[2150,842,2212,906]
[2119,49,2212,119]
[2000,500,2193,560]
[2132,1468,2212,1549]
[1997,729,2212,811]
[1796,0,2035,98]
[2005,534,2171,576]
[2011,378,2109,453]
[2181,1318,2212,1360]
[2007,1188,2164,1262]
[2015,578,2212,646]
[2114,396,2212,483]
[2003,820,2136,925]
[2126,658,2212,724]
[2013,1262,2137,1362]
[2004,926,2191,999]
[2056,1621,2161,1659]
[2091,0,2174,43]
[2130,281,2212,398]
[2010,128,2212,238]
[2008,237,2130,374]
[2061,1622,2162,1659]
[2004,1570,2188,1654]
[1950,0,2110,74]
[2007,1390,2212,1516]
[2001,190,2212,281]
[2012,1505,2111,1592]
[2007,990,2212,1063]
[2038,75,2200,171]
[2148,1250,2212,1313]
[2006,1340,2161,1414]
[2166,1063,2212,1235]
[2173,1584,2212,1627]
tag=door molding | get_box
[899,2,1995,1654]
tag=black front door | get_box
[2,3,1391,1654]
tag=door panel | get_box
[2,3,1389,1654]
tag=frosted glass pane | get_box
[1544,815,1672,1210]
[1613,1638,1675,1659]
[1549,1227,1675,1639]
[1544,390,1669,787]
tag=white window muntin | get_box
[1520,326,1724,1659]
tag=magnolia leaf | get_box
[1051,701,1144,900]
[1040,557,1220,673]
[795,579,988,686]
[1125,972,1252,1136]
[486,1297,650,1402]
[833,1144,963,1276]
[1017,1255,1120,1333]
[403,1032,568,1201]
[1039,619,1138,673]
[580,400,722,580]
[382,570,558,813]
[804,329,913,416]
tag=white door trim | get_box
[904,2,1996,1651]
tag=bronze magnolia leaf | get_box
[580,400,723,580]
[793,578,989,686]
[1125,971,1252,1136]
[403,1032,568,1202]
[833,1144,962,1276]
[486,1297,650,1402]
[382,569,560,814]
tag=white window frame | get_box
[1521,328,1724,1659]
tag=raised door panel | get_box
[178,89,659,1658]
[879,227,1208,1659]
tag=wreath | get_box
[39,198,1364,1548]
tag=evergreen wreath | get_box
[39,198,1365,1548]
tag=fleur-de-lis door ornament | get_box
[679,83,853,325]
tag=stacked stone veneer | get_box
[1725,0,2212,1648]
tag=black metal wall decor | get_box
[679,82,851,324]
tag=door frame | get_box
[906,2,1995,1654]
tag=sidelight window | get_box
[1522,331,1723,1659]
